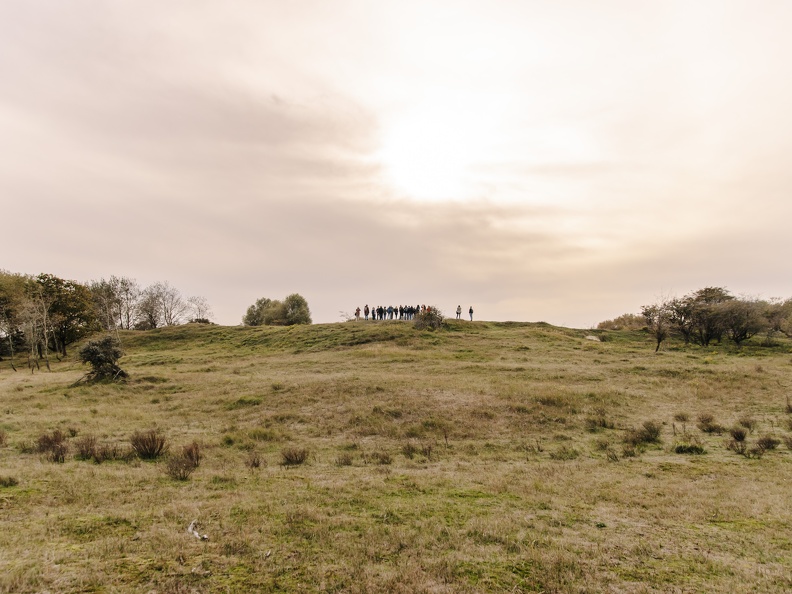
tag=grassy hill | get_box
[1,321,792,593]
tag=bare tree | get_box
[187,296,213,322]
[136,282,188,328]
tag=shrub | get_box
[729,427,748,442]
[414,307,445,331]
[727,439,747,456]
[281,447,309,466]
[756,435,780,451]
[78,336,127,382]
[245,451,262,469]
[166,454,197,481]
[47,442,68,463]
[182,441,201,468]
[401,443,418,459]
[624,421,662,447]
[697,414,725,434]
[36,429,67,454]
[786,397,792,414]
[737,416,757,432]
[130,429,168,459]
[0,476,18,488]
[74,434,98,460]
[0,429,6,447]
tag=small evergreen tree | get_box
[79,336,127,381]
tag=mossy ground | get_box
[1,321,791,592]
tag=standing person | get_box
[355,307,361,321]
[469,306,474,321]
[364,305,369,320]
[456,305,462,319]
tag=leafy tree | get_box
[78,336,127,382]
[31,274,97,357]
[720,299,767,345]
[670,287,733,346]
[242,294,311,326]
[283,293,312,325]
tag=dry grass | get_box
[1,321,792,592]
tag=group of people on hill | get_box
[353,304,474,321]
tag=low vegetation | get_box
[1,320,792,592]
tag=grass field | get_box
[1,320,791,593]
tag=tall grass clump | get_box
[165,442,201,480]
[697,413,725,434]
[624,421,662,447]
[36,429,69,463]
[281,447,309,466]
[130,429,168,460]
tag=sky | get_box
[2,0,791,328]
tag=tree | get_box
[187,295,213,322]
[641,301,673,352]
[720,299,768,346]
[31,274,97,357]
[242,294,311,326]
[78,336,127,382]
[283,293,312,325]
[135,282,188,329]
[670,287,733,346]
[243,297,272,326]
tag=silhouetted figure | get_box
[456,305,462,319]
[469,306,474,321]
[364,305,369,320]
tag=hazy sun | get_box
[378,98,494,202]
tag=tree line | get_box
[0,270,212,369]
[599,287,792,351]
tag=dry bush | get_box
[421,443,433,460]
[786,397,792,414]
[727,439,748,456]
[47,442,68,463]
[166,455,196,480]
[281,447,309,466]
[36,429,67,454]
[697,413,725,434]
[624,421,662,447]
[74,434,97,460]
[413,307,445,331]
[182,441,201,467]
[245,450,263,469]
[401,443,418,459]
[130,429,168,459]
[756,435,780,451]
[738,416,757,432]
[729,427,748,442]
[0,430,7,447]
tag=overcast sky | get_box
[2,1,791,327]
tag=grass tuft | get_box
[130,429,168,460]
[281,447,309,466]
